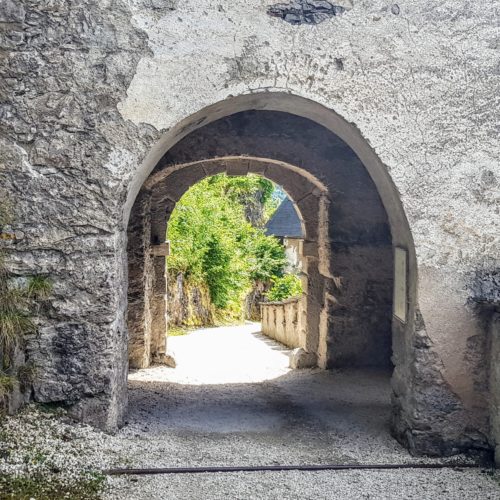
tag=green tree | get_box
[167,174,287,315]
[246,231,287,282]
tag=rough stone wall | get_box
[328,245,393,368]
[127,189,153,368]
[0,0,497,457]
[245,281,268,321]
[0,0,159,428]
[489,313,500,463]
[130,155,330,370]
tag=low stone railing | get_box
[260,297,301,348]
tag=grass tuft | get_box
[27,275,52,301]
[0,291,35,353]
[168,326,190,337]
[0,197,54,411]
[0,373,14,400]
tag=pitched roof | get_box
[265,197,304,238]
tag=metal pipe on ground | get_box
[105,463,486,476]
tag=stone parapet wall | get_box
[261,298,302,349]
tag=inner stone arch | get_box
[127,156,329,370]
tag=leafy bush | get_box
[266,274,303,302]
[202,236,235,308]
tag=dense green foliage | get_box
[266,274,303,302]
[168,174,288,314]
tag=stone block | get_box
[226,161,249,176]
[289,348,317,369]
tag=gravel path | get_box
[103,323,500,499]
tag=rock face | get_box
[0,0,498,460]
[167,273,214,327]
[289,347,318,369]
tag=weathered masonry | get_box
[0,1,498,461]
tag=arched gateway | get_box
[27,93,490,460]
[124,93,420,450]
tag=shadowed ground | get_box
[104,323,499,499]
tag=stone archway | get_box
[124,93,416,373]
[124,90,499,460]
[126,103,403,441]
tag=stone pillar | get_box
[294,192,329,368]
[149,245,169,363]
[128,188,172,369]
[304,259,322,355]
[127,191,153,369]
